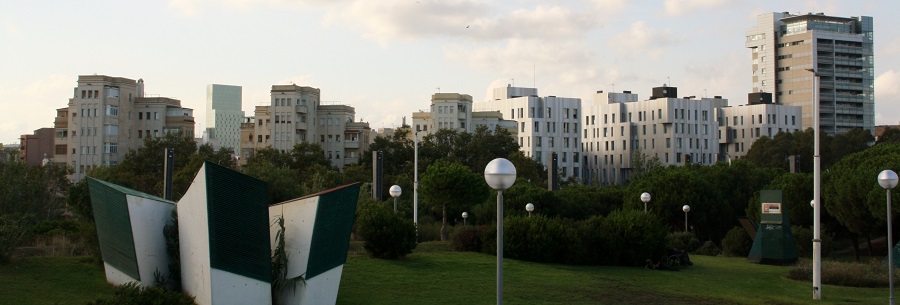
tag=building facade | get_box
[204,84,243,152]
[19,127,55,166]
[412,92,517,138]
[717,92,803,160]
[746,12,874,135]
[60,75,195,181]
[475,85,582,178]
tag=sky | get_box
[2,0,899,144]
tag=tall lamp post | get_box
[879,169,899,305]
[682,205,691,232]
[462,212,468,226]
[526,203,534,217]
[485,158,516,305]
[641,192,651,213]
[806,68,823,300]
[413,130,426,228]
[389,185,402,213]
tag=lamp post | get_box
[640,192,651,213]
[462,212,468,226]
[389,185,402,213]
[806,68,822,300]
[879,169,899,305]
[484,158,516,305]
[682,205,691,232]
[413,130,426,228]
[526,203,534,217]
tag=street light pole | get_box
[414,131,421,228]
[485,158,517,305]
[389,185,402,214]
[526,203,534,217]
[879,170,899,305]
[683,205,691,232]
[641,192,651,213]
[807,68,822,300]
[462,212,468,226]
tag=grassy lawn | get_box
[338,242,885,305]
[0,243,887,304]
[0,256,114,305]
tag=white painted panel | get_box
[178,166,212,305]
[269,196,318,280]
[210,268,272,305]
[103,262,139,286]
[126,195,173,287]
[278,265,343,305]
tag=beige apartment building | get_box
[746,12,874,135]
[57,75,195,181]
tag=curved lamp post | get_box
[526,203,534,217]
[485,158,516,305]
[682,205,691,232]
[879,169,899,305]
[462,212,468,226]
[640,192,651,213]
[389,185,402,213]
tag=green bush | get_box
[503,216,578,264]
[416,222,442,242]
[721,227,753,257]
[0,214,34,263]
[356,203,417,259]
[603,209,667,266]
[791,225,813,257]
[667,232,701,252]
[577,216,610,265]
[450,225,486,252]
[694,240,722,256]
[788,259,899,288]
[31,220,79,236]
[86,282,195,305]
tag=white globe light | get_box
[878,170,899,190]
[641,192,651,203]
[462,212,468,219]
[683,205,691,213]
[484,158,517,191]
[810,199,815,207]
[526,203,535,212]
[389,185,402,198]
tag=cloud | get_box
[610,21,680,60]
[663,0,729,16]
[0,75,72,143]
[167,0,339,17]
[875,70,900,125]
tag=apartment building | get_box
[204,84,244,152]
[475,85,581,178]
[59,75,195,181]
[717,92,803,160]
[746,12,874,135]
[19,128,55,166]
[412,92,517,137]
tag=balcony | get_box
[344,140,359,149]
[54,117,68,128]
[295,105,308,114]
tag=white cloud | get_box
[875,70,900,125]
[0,75,72,143]
[167,0,339,17]
[610,21,680,60]
[663,0,729,16]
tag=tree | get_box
[419,160,489,241]
[878,127,900,144]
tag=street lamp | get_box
[640,192,651,213]
[462,212,468,226]
[526,203,534,217]
[413,130,427,228]
[682,205,691,232]
[879,169,899,305]
[389,185,402,213]
[484,158,516,305]
[807,68,823,300]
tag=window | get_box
[138,130,143,138]
[103,143,118,154]
[105,105,118,116]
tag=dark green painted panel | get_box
[307,183,360,279]
[87,178,140,281]
[204,161,272,283]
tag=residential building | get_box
[412,92,517,138]
[582,86,726,185]
[204,84,243,152]
[746,12,874,135]
[475,85,581,178]
[19,127,55,166]
[716,92,803,161]
[61,75,195,181]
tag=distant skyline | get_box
[2,0,899,143]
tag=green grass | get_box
[338,242,886,305]
[0,243,888,305]
[0,256,114,305]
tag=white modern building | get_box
[58,75,195,181]
[717,92,803,160]
[412,92,517,137]
[475,85,582,178]
[746,12,874,135]
[204,84,243,152]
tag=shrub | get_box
[788,259,899,288]
[450,225,486,252]
[356,203,417,259]
[791,225,813,257]
[0,214,34,263]
[503,216,578,264]
[603,209,667,266]
[31,220,79,236]
[721,227,753,257]
[667,232,701,252]
[86,282,195,305]
[694,241,722,256]
[416,222,442,242]
[577,216,609,265]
